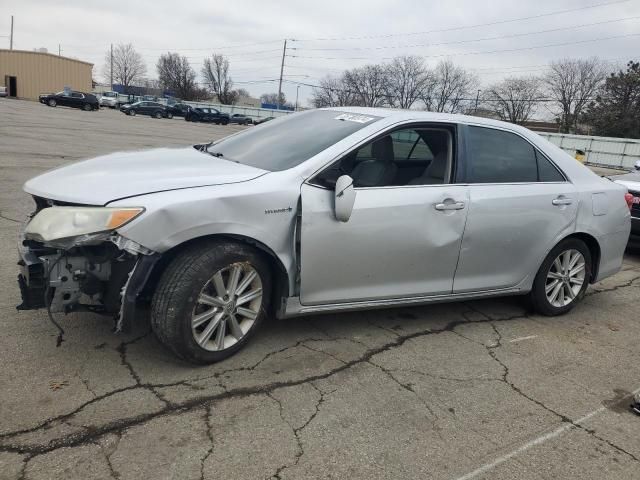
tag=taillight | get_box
[624,193,634,210]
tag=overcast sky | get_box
[2,0,639,108]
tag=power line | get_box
[289,32,640,61]
[293,0,630,42]
[290,16,640,52]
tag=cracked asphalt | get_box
[1,99,640,479]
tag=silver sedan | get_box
[18,108,631,363]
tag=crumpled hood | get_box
[24,147,268,205]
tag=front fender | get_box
[109,179,301,294]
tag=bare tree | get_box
[545,57,607,133]
[102,43,146,92]
[487,76,542,124]
[385,55,430,109]
[156,52,197,99]
[310,74,357,107]
[343,64,390,107]
[201,54,237,104]
[260,92,288,106]
[421,60,478,113]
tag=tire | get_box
[47,99,57,107]
[83,103,92,111]
[151,240,272,364]
[128,109,136,116]
[528,238,592,316]
[222,119,229,125]
[166,112,173,119]
[153,111,162,119]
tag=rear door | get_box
[453,125,577,293]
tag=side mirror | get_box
[334,175,356,222]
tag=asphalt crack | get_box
[0,211,21,224]
[460,308,640,464]
[116,330,170,407]
[2,277,639,460]
[268,382,325,479]
[199,406,214,480]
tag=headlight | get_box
[25,207,144,242]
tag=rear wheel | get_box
[166,112,173,119]
[528,238,591,316]
[153,111,163,119]
[151,241,271,364]
[47,99,57,107]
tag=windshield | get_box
[207,110,380,171]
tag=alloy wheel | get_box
[191,262,263,352]
[545,249,586,307]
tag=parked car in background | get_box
[99,91,123,108]
[39,91,99,111]
[165,103,191,118]
[141,95,158,102]
[0,86,7,98]
[185,107,230,124]
[611,172,640,239]
[229,113,252,125]
[253,116,275,125]
[120,101,168,118]
[17,108,631,364]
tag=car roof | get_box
[321,106,535,135]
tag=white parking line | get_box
[509,335,538,343]
[453,386,640,480]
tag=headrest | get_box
[371,136,394,162]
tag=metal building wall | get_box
[0,50,93,101]
[538,132,640,170]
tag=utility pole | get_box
[110,43,114,89]
[277,39,287,110]
[9,15,14,50]
[58,44,61,56]
[295,85,300,111]
[474,89,481,114]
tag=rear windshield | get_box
[207,110,380,171]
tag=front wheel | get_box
[151,241,271,364]
[47,99,57,107]
[83,103,92,111]
[166,112,173,119]
[128,109,136,116]
[528,238,591,316]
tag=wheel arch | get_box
[560,231,601,283]
[141,233,290,312]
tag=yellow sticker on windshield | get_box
[334,113,375,123]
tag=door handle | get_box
[435,201,465,211]
[552,196,573,206]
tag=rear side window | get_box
[536,151,565,182]
[467,126,537,183]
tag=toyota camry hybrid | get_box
[17,108,631,363]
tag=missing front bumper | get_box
[16,234,160,333]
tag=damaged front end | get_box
[17,197,158,332]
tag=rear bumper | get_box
[630,216,640,237]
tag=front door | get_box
[299,125,468,306]
[453,125,577,292]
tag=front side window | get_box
[207,110,381,171]
[312,126,452,188]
